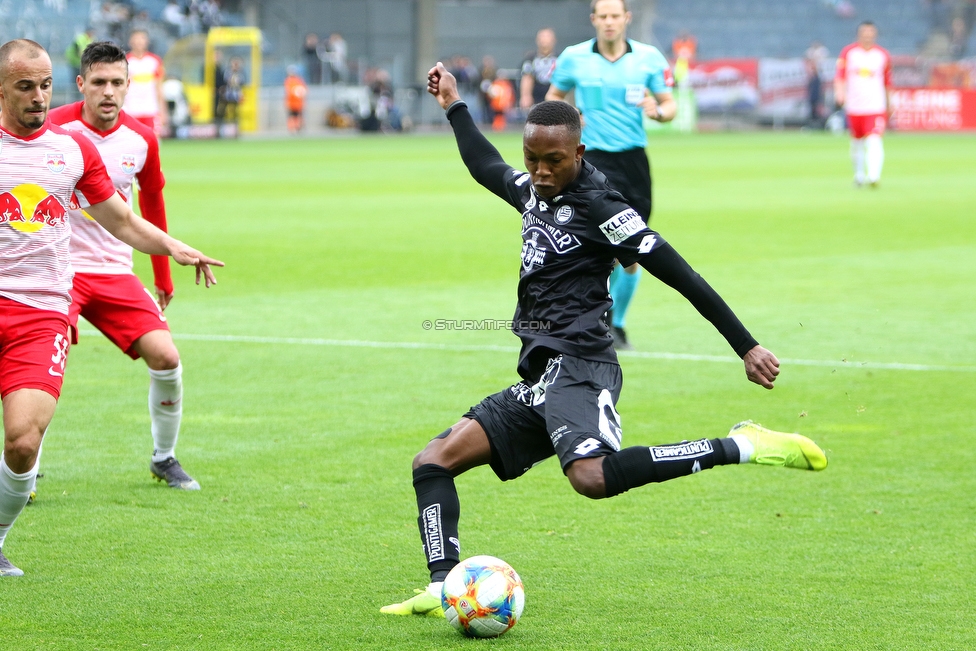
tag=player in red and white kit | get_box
[0,39,221,576]
[122,30,167,135]
[50,41,198,493]
[834,21,892,187]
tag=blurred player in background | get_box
[519,28,557,112]
[49,41,200,491]
[547,0,675,350]
[834,21,892,188]
[380,62,826,617]
[284,65,307,134]
[123,30,167,135]
[0,39,221,576]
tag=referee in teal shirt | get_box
[547,0,676,350]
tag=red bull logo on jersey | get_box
[120,154,137,175]
[46,153,66,173]
[0,184,67,233]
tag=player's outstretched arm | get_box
[635,242,777,388]
[427,62,515,201]
[85,192,224,287]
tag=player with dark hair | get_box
[380,63,826,616]
[547,0,676,350]
[48,40,199,491]
[0,39,220,576]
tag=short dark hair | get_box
[591,0,628,13]
[80,41,127,78]
[526,101,581,140]
[858,20,876,31]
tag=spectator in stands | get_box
[671,29,697,88]
[65,28,95,87]
[448,55,481,118]
[303,33,322,84]
[520,28,558,112]
[671,29,697,64]
[129,11,153,41]
[199,0,222,33]
[107,3,131,44]
[162,1,186,38]
[926,0,952,33]
[222,56,246,125]
[479,55,498,126]
[184,0,203,35]
[284,65,308,134]
[805,40,829,127]
[823,0,856,19]
[949,16,969,57]
[213,48,227,121]
[327,32,348,83]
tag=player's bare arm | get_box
[520,74,535,110]
[833,78,846,108]
[743,345,780,389]
[640,90,676,122]
[545,86,568,102]
[85,193,223,287]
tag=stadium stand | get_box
[652,0,928,58]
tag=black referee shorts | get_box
[464,354,624,481]
[584,147,652,220]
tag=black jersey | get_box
[520,52,557,105]
[446,102,759,379]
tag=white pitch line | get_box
[77,330,976,373]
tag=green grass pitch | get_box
[3,129,974,650]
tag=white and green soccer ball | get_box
[441,555,525,638]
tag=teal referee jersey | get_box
[551,39,673,152]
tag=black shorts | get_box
[464,354,624,481]
[584,148,652,220]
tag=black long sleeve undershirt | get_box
[446,101,514,202]
[445,100,759,360]
[639,243,759,358]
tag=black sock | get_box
[413,464,461,582]
[603,438,739,498]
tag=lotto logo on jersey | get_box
[599,209,646,244]
[0,184,67,232]
[120,154,137,175]
[46,153,66,173]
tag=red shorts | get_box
[0,296,71,400]
[69,273,169,360]
[848,113,887,139]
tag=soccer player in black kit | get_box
[381,63,827,617]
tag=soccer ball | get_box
[441,555,525,638]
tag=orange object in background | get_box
[488,78,514,131]
[284,70,308,133]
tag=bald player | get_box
[0,39,221,576]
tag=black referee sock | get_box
[602,438,740,498]
[413,464,461,582]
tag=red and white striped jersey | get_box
[0,122,116,314]
[123,52,164,118]
[836,44,892,116]
[49,103,165,275]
